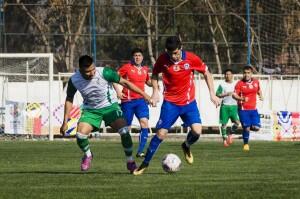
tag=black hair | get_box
[165,36,182,51]
[243,65,254,71]
[223,69,233,74]
[131,48,143,56]
[79,55,93,69]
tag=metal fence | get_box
[0,0,299,74]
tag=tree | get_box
[15,0,90,72]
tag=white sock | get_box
[85,149,92,157]
[126,156,134,162]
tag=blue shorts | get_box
[120,98,149,125]
[156,100,201,130]
[238,109,261,128]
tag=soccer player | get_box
[133,36,220,175]
[216,69,240,147]
[115,48,152,158]
[232,65,263,151]
[60,55,153,173]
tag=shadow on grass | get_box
[0,170,164,175]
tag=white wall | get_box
[1,75,299,127]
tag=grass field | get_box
[0,140,300,199]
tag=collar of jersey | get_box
[165,50,187,65]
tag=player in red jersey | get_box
[133,36,220,175]
[115,48,152,158]
[233,65,263,151]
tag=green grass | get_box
[0,140,300,199]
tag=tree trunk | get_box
[208,15,222,73]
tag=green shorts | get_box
[219,104,239,125]
[78,103,124,131]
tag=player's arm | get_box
[257,85,264,101]
[60,79,77,135]
[203,70,221,107]
[146,79,152,87]
[102,67,153,106]
[113,83,124,99]
[232,83,246,102]
[119,77,153,105]
[151,74,160,107]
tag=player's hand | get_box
[60,122,68,137]
[151,92,160,107]
[144,94,155,106]
[210,94,221,107]
[116,92,125,99]
[259,95,264,101]
[227,92,233,96]
[241,97,248,102]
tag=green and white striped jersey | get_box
[67,67,120,109]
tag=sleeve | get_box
[118,64,127,78]
[234,82,241,96]
[66,78,77,99]
[103,67,121,83]
[257,80,261,93]
[145,67,150,81]
[191,54,208,74]
[152,56,163,76]
[216,84,223,96]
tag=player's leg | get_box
[219,105,230,146]
[228,105,240,144]
[77,109,101,171]
[135,99,150,158]
[120,101,135,129]
[133,101,180,175]
[250,109,261,132]
[238,110,251,151]
[105,103,136,173]
[180,100,202,164]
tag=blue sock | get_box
[137,128,149,154]
[143,134,162,164]
[185,131,200,147]
[242,128,250,144]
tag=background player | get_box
[216,69,240,147]
[115,48,152,158]
[232,65,263,151]
[133,36,220,175]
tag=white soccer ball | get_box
[161,153,182,173]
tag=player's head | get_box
[79,55,96,80]
[223,69,233,82]
[165,36,182,62]
[131,48,144,66]
[242,65,253,81]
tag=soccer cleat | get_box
[181,142,194,164]
[81,154,93,171]
[136,152,145,158]
[133,162,149,176]
[127,160,137,173]
[243,144,250,151]
[227,134,233,145]
[223,140,229,147]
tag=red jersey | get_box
[118,62,150,102]
[153,51,208,105]
[234,78,260,110]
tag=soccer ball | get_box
[161,153,181,173]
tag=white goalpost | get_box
[0,53,54,140]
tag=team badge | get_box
[184,63,190,70]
